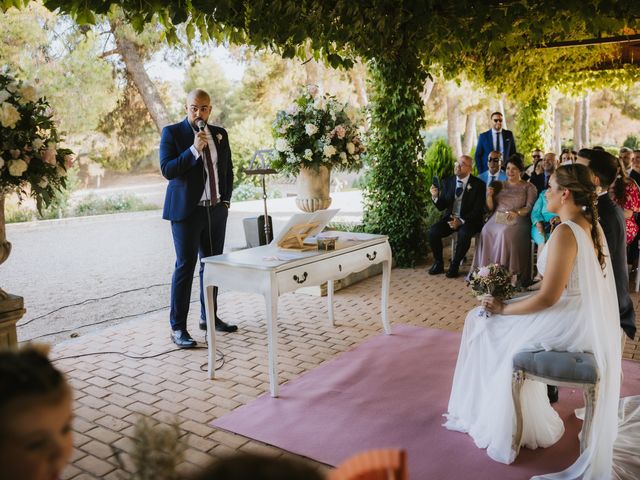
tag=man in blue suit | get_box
[160,89,236,348]
[474,112,516,174]
[477,151,507,185]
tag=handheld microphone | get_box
[195,118,206,131]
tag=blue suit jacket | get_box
[160,118,234,221]
[478,170,507,185]
[474,129,516,174]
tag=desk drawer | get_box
[276,244,387,294]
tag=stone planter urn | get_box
[295,165,332,212]
[0,194,24,348]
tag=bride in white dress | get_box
[444,164,623,479]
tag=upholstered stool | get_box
[511,350,599,457]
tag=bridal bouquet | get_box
[469,264,518,316]
[0,71,74,212]
[271,85,365,175]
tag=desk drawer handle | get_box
[366,251,377,261]
[293,272,308,284]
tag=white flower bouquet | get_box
[0,71,74,212]
[469,263,519,317]
[271,85,365,176]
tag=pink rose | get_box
[42,148,57,165]
[334,125,346,139]
[477,266,491,278]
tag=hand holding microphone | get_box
[194,118,208,152]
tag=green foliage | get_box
[515,95,553,162]
[362,58,428,267]
[624,135,640,150]
[0,3,116,135]
[325,221,366,233]
[230,183,282,202]
[226,116,273,188]
[421,138,455,187]
[97,78,158,171]
[73,193,155,217]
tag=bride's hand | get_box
[481,295,504,314]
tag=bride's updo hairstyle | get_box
[554,164,605,270]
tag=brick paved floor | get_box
[51,267,640,479]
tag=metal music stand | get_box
[244,149,277,243]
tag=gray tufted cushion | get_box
[513,350,598,383]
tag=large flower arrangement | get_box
[0,71,74,212]
[271,86,365,176]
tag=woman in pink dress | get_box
[470,155,538,286]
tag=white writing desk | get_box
[202,232,392,397]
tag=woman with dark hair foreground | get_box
[445,164,631,478]
[0,345,74,480]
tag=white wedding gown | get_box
[444,220,639,479]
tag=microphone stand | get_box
[245,149,277,243]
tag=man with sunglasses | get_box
[474,112,516,174]
[477,151,507,186]
[160,89,237,349]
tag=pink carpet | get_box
[212,325,640,480]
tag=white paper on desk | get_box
[271,208,339,246]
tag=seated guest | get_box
[0,346,73,480]
[610,157,640,265]
[478,151,507,186]
[559,148,574,165]
[630,149,640,187]
[529,152,556,194]
[522,149,542,180]
[428,155,486,278]
[619,146,632,171]
[530,189,559,256]
[470,155,537,286]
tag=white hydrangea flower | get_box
[304,149,313,160]
[32,138,44,150]
[8,159,28,177]
[275,138,289,152]
[0,102,21,128]
[18,84,38,104]
[305,123,318,136]
[323,145,337,158]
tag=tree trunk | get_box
[573,100,583,150]
[462,111,477,154]
[581,94,590,147]
[112,27,171,132]
[553,103,561,154]
[349,61,368,108]
[421,77,435,104]
[499,97,507,130]
[304,41,322,94]
[447,94,462,157]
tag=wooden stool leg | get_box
[581,384,597,453]
[511,369,525,457]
